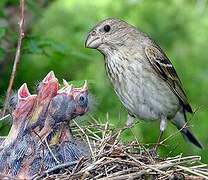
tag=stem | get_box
[2,0,25,117]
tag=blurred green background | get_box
[0,0,207,161]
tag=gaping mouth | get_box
[70,80,88,99]
[15,83,37,116]
[39,71,59,100]
[73,80,88,92]
[18,83,37,102]
[42,71,56,84]
[58,80,88,98]
[57,79,73,95]
[18,83,31,100]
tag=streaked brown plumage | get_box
[85,18,202,148]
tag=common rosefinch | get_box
[2,84,37,148]
[0,75,89,177]
[85,18,202,148]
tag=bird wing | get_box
[144,45,192,113]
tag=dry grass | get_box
[31,115,208,180]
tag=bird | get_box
[1,83,37,148]
[0,71,90,178]
[85,18,202,149]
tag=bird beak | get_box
[18,83,31,100]
[38,71,59,102]
[4,84,37,148]
[13,83,37,119]
[85,32,102,49]
[81,80,88,91]
[17,83,37,103]
[42,71,56,84]
[57,79,73,95]
[71,80,88,92]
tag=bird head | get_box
[12,83,37,121]
[85,18,136,53]
[48,80,88,124]
[57,79,88,113]
[72,80,89,116]
[36,71,59,105]
[27,71,59,128]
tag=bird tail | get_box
[172,108,203,149]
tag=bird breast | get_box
[105,49,180,121]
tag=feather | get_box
[145,45,192,113]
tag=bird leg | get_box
[126,113,135,127]
[154,115,167,151]
[148,116,167,157]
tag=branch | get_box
[2,0,25,117]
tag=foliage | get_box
[0,0,208,162]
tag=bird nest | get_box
[28,117,207,180]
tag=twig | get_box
[99,169,152,180]
[29,121,207,179]
[32,161,79,179]
[2,0,25,117]
[177,165,208,179]
[124,152,167,176]
[44,139,60,164]
[73,120,95,160]
[0,114,11,121]
[71,156,85,175]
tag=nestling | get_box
[85,18,202,148]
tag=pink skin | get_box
[27,71,59,130]
[10,72,59,179]
[18,81,88,178]
[36,71,59,106]
[2,77,88,178]
[1,84,37,148]
[48,81,88,145]
[37,83,74,142]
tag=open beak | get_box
[14,83,37,119]
[85,32,102,48]
[18,83,37,102]
[72,80,88,94]
[70,80,88,98]
[27,71,58,128]
[3,84,37,148]
[72,80,88,92]
[38,71,59,101]
[57,79,73,95]
[42,71,56,84]
[18,83,31,100]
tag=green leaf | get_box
[0,48,5,60]
[24,39,43,54]
[0,28,5,38]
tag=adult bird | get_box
[85,18,202,149]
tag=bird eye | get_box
[103,25,111,32]
[79,96,85,102]
[78,95,88,106]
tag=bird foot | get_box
[125,114,135,128]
